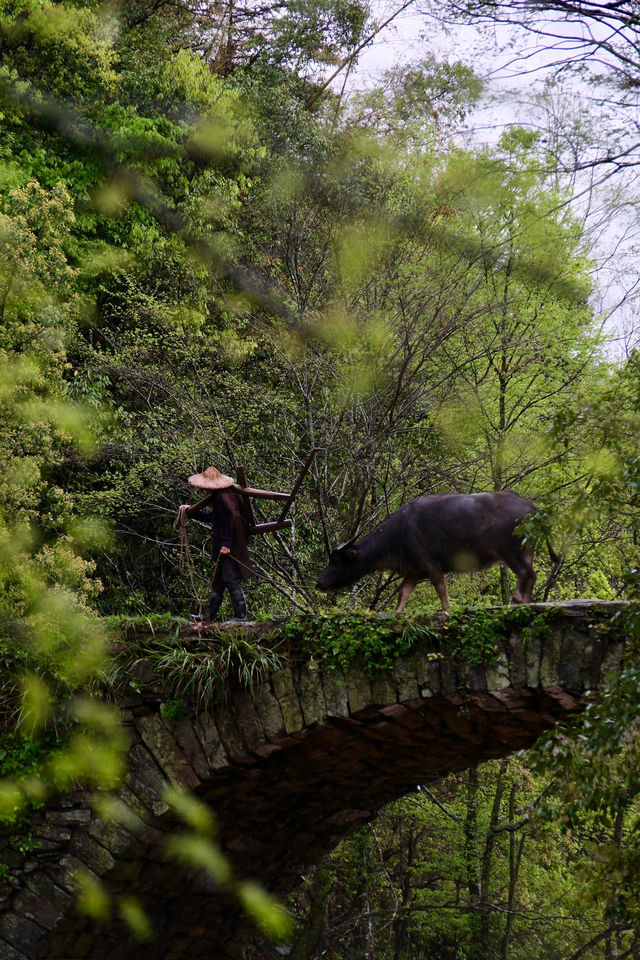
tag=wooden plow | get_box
[187,447,321,537]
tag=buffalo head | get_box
[316,536,361,592]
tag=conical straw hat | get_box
[187,466,235,490]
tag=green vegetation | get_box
[2,0,640,953]
[285,607,556,673]
[110,622,286,708]
[288,614,435,674]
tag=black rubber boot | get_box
[202,590,223,622]
[230,588,248,621]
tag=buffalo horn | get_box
[336,534,358,552]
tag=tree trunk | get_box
[394,829,414,960]
[501,784,526,960]
[605,808,626,960]
[361,889,374,960]
[479,760,508,947]
[465,765,483,958]
[290,862,332,960]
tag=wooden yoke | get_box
[234,448,321,536]
[233,468,291,535]
[186,450,320,536]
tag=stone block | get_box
[486,653,511,691]
[439,661,457,696]
[0,937,27,959]
[45,808,91,826]
[379,702,408,720]
[271,667,304,734]
[27,872,74,914]
[193,712,229,770]
[544,685,581,711]
[0,881,15,905]
[97,795,150,839]
[0,912,45,954]
[254,742,283,758]
[125,743,170,816]
[13,882,67,930]
[456,664,487,693]
[559,629,586,691]
[69,831,116,876]
[212,700,253,759]
[524,634,542,688]
[299,663,326,726]
[440,701,474,737]
[321,671,350,717]
[415,654,442,698]
[488,688,528,713]
[394,658,419,702]
[271,665,296,700]
[344,668,373,714]
[540,625,561,687]
[31,824,72,846]
[116,783,158,826]
[53,853,99,897]
[230,687,267,751]
[59,791,93,810]
[252,681,286,739]
[0,850,25,870]
[278,690,305,734]
[370,671,397,705]
[135,714,201,789]
[89,816,140,857]
[165,716,213,780]
[509,634,526,688]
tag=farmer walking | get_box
[177,466,255,623]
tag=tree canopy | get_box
[1,0,640,952]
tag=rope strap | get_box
[174,506,206,617]
[173,507,318,605]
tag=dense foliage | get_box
[1,0,640,953]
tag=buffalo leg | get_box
[508,547,536,604]
[432,575,450,614]
[396,578,418,614]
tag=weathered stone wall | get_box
[0,601,631,960]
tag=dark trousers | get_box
[203,555,247,621]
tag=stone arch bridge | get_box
[0,601,634,960]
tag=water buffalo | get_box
[316,491,540,614]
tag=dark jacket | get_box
[192,489,255,580]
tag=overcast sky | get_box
[338,1,640,353]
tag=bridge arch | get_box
[0,601,629,959]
